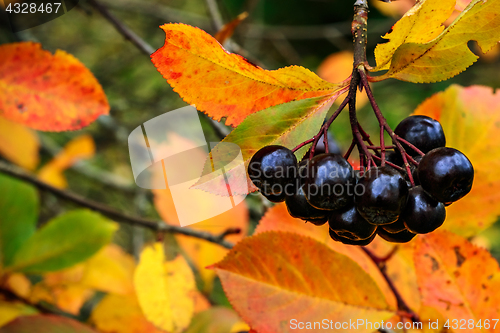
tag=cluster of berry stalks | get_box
[248,115,474,245]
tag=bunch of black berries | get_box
[248,116,474,245]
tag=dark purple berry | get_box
[285,185,329,221]
[382,217,407,234]
[355,166,408,225]
[394,115,446,155]
[303,153,355,211]
[417,147,473,204]
[403,186,446,234]
[377,227,416,243]
[248,145,298,198]
[328,205,377,240]
[329,228,376,246]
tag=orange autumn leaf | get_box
[0,116,39,170]
[212,232,395,333]
[254,203,397,309]
[214,12,249,45]
[413,85,500,237]
[415,231,500,328]
[29,283,94,315]
[134,243,196,333]
[38,134,95,188]
[90,294,165,333]
[317,51,368,109]
[0,42,109,131]
[151,23,344,127]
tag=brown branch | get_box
[88,0,156,56]
[0,161,238,249]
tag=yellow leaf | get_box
[134,243,196,333]
[0,115,39,170]
[373,0,455,71]
[0,301,37,327]
[90,294,165,333]
[372,0,500,83]
[80,244,135,295]
[38,134,95,188]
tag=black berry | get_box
[328,205,377,240]
[402,186,446,234]
[286,185,329,221]
[382,216,407,234]
[355,166,408,225]
[329,228,376,246]
[394,115,446,155]
[377,227,416,243]
[248,145,298,198]
[417,147,474,204]
[303,153,355,210]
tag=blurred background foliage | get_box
[1,0,500,312]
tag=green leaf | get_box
[7,210,117,273]
[192,93,342,195]
[0,315,98,333]
[0,173,38,267]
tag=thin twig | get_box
[88,0,155,55]
[0,161,238,249]
[361,247,421,323]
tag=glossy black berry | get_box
[402,186,446,234]
[355,166,408,225]
[382,216,407,234]
[385,151,403,167]
[329,228,376,246]
[394,115,446,155]
[285,185,329,221]
[248,145,298,197]
[303,153,355,210]
[377,227,416,243]
[417,147,474,204]
[328,205,377,241]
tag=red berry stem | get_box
[380,126,386,167]
[344,139,356,160]
[292,137,315,153]
[361,247,422,324]
[371,154,404,171]
[395,136,426,157]
[358,68,416,186]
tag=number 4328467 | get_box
[444,319,498,330]
[5,2,61,14]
